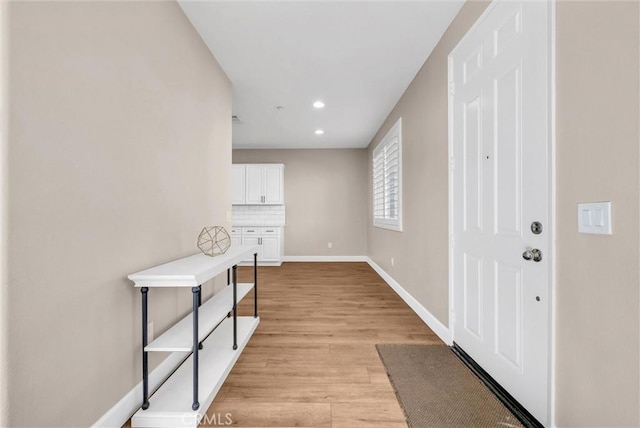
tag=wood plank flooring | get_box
[203,262,443,427]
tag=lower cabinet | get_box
[261,235,281,262]
[232,226,283,265]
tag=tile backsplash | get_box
[232,205,286,226]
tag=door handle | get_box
[522,248,542,262]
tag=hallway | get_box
[207,262,441,427]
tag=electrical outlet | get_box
[391,257,395,267]
[147,321,154,342]
[328,242,333,249]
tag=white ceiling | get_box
[178,1,464,149]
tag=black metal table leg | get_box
[141,287,150,410]
[232,264,238,350]
[191,286,201,411]
[227,268,231,318]
[254,252,258,318]
[198,288,204,350]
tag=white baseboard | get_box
[282,255,369,262]
[366,258,452,345]
[92,352,189,428]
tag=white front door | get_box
[449,0,552,424]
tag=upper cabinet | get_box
[233,164,284,205]
[232,165,247,204]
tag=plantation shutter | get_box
[372,118,402,230]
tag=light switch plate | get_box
[578,202,612,235]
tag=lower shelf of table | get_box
[131,316,260,428]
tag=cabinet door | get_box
[263,165,283,204]
[231,236,242,247]
[241,236,261,262]
[231,165,246,204]
[261,235,281,262]
[245,165,264,204]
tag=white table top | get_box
[128,245,259,288]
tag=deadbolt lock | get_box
[531,221,543,235]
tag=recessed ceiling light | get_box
[313,101,325,109]
[315,129,324,135]
[276,105,285,110]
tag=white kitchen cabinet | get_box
[261,236,281,262]
[237,164,284,205]
[231,165,246,204]
[241,236,261,262]
[245,165,263,204]
[233,226,283,265]
[231,227,242,247]
[263,165,283,204]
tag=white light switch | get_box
[578,202,612,235]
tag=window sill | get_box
[373,221,403,232]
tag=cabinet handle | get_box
[259,237,262,245]
[261,196,265,203]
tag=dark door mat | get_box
[376,344,524,428]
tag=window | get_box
[373,118,402,231]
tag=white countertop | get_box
[233,221,285,227]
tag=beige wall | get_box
[0,1,7,426]
[367,0,640,426]
[555,1,639,426]
[233,149,368,257]
[7,2,232,426]
[367,1,490,324]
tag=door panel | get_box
[463,96,483,232]
[494,65,522,236]
[232,165,246,205]
[495,261,523,369]
[263,165,283,204]
[245,165,263,204]
[241,236,261,262]
[260,236,280,262]
[450,1,551,423]
[463,252,484,340]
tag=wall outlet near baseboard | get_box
[328,242,333,249]
[391,257,395,267]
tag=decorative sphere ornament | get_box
[197,226,231,257]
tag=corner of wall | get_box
[0,0,9,424]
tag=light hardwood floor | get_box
[202,262,443,427]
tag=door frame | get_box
[446,0,557,425]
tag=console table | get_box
[128,245,260,427]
